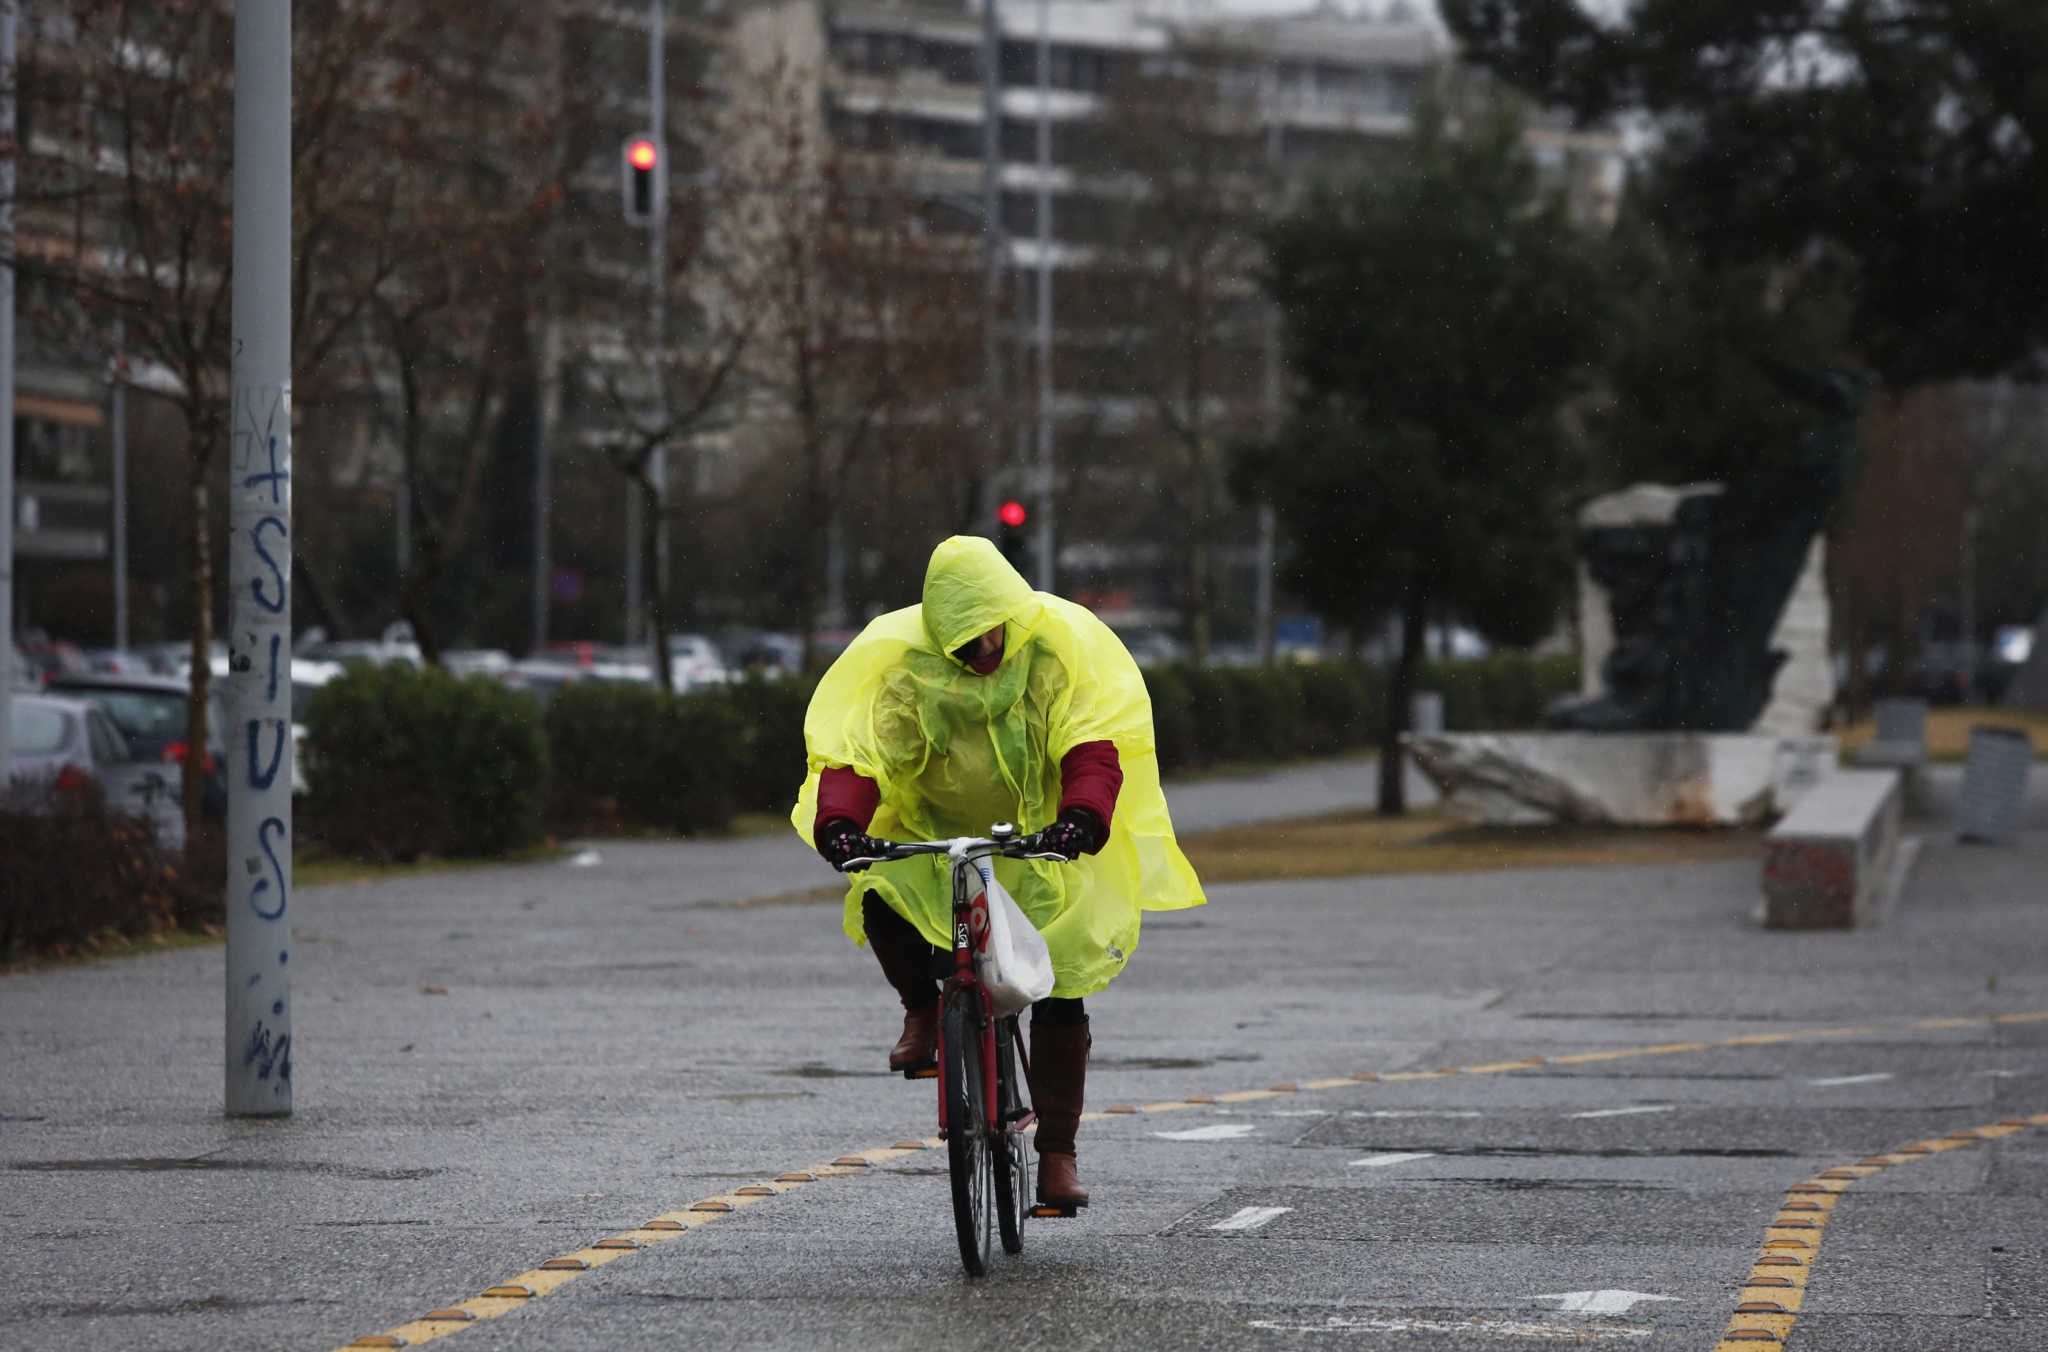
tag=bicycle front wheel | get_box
[942,987,994,1277]
[992,1015,1029,1255]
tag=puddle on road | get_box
[1426,1145,1793,1160]
[767,1063,887,1079]
[1094,1053,1263,1071]
[12,1158,441,1180]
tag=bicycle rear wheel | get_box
[992,1016,1030,1255]
[942,987,993,1276]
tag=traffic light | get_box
[621,135,660,224]
[997,499,1030,573]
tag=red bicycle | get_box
[841,823,1070,1275]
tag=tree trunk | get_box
[293,551,351,640]
[643,473,675,695]
[183,453,214,843]
[1187,439,1212,664]
[1378,580,1429,818]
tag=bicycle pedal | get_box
[1029,1203,1081,1219]
[901,1065,938,1080]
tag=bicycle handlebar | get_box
[835,829,1071,873]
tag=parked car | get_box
[1114,629,1188,668]
[7,693,185,849]
[498,658,598,706]
[723,630,805,679]
[661,633,732,690]
[444,648,514,677]
[44,673,228,819]
[10,639,37,690]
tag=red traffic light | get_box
[626,137,659,171]
[998,500,1028,528]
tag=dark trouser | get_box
[861,891,1086,1029]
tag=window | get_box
[12,704,72,757]
[88,709,136,766]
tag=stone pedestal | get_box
[1405,731,1837,827]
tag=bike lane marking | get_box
[1710,1112,2048,1350]
[326,1006,2048,1350]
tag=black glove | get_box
[1032,808,1103,861]
[819,819,892,872]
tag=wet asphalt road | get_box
[3,759,2047,1351]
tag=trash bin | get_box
[1410,691,1444,736]
[1957,726,2033,845]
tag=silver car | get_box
[7,693,186,850]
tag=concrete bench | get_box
[1762,769,1902,929]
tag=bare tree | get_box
[1079,43,1270,663]
[714,37,979,667]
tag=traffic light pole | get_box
[647,0,669,648]
[979,0,1005,532]
[1032,0,1054,592]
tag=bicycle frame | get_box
[938,843,1027,1143]
[839,824,1063,1272]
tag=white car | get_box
[663,634,732,690]
[8,693,185,850]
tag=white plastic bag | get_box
[974,865,1055,1017]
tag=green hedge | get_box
[300,653,1579,859]
[1418,653,1580,731]
[303,664,547,861]
[545,681,746,835]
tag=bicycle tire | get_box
[992,1016,1030,1254]
[942,988,993,1276]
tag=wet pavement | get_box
[2,759,2045,1351]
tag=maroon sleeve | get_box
[814,766,881,848]
[1058,740,1123,853]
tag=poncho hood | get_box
[922,535,1040,660]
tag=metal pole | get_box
[624,481,640,644]
[1032,0,1053,592]
[0,1,15,790]
[225,0,294,1117]
[1254,62,1281,665]
[111,321,129,652]
[648,0,669,653]
[980,0,1005,515]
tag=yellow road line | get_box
[329,1006,2048,1350]
[1711,1114,2048,1351]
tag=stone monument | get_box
[1409,365,1863,825]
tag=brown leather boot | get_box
[1029,1018,1091,1208]
[864,894,940,1072]
[889,1002,938,1073]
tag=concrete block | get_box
[1762,769,1901,929]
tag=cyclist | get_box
[795,535,1206,1210]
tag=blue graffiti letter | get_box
[246,720,286,791]
[249,816,289,920]
[243,434,290,505]
[251,516,288,614]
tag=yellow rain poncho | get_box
[793,536,1206,998]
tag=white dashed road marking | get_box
[1155,1123,1257,1142]
[1351,1109,1483,1119]
[1211,1206,1292,1232]
[1530,1290,1681,1316]
[1349,1152,1438,1168]
[1808,1072,1893,1086]
[1570,1105,1675,1119]
[1248,1315,1654,1340]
